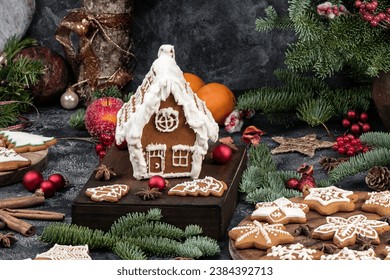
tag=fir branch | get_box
[184,224,203,237]
[69,108,86,130]
[109,208,163,238]
[3,36,38,61]
[124,235,182,257]
[39,223,115,250]
[319,147,390,186]
[182,236,221,257]
[91,86,122,99]
[113,241,147,260]
[255,6,292,32]
[175,243,203,259]
[7,57,43,88]
[124,221,186,240]
[360,132,390,149]
[296,98,335,127]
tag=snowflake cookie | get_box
[312,214,390,248]
[265,243,323,260]
[167,176,227,197]
[302,185,358,215]
[250,197,309,224]
[35,244,92,260]
[362,190,390,216]
[320,247,380,260]
[228,220,294,250]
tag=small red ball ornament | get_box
[347,110,357,120]
[48,173,67,191]
[212,144,232,165]
[37,180,57,198]
[341,118,351,128]
[22,170,44,192]
[286,178,300,189]
[361,123,371,133]
[350,123,361,135]
[148,175,168,191]
[359,112,369,122]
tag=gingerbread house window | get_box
[146,144,167,174]
[155,107,179,132]
[172,145,194,167]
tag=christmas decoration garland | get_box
[239,143,301,203]
[40,208,220,260]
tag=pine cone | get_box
[365,166,390,191]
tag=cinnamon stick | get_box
[2,208,65,221]
[0,195,45,209]
[0,210,35,237]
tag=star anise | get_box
[379,216,390,224]
[135,187,163,200]
[319,156,349,173]
[294,224,313,236]
[314,243,338,254]
[95,164,116,181]
[0,232,17,248]
[356,234,376,251]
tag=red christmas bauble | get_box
[37,180,57,198]
[298,179,316,192]
[148,175,168,191]
[22,170,44,192]
[212,144,232,165]
[48,173,67,191]
[286,178,300,189]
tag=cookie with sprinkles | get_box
[228,220,294,250]
[250,197,309,225]
[362,190,390,216]
[302,185,358,215]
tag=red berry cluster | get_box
[341,110,371,135]
[333,134,370,157]
[22,170,67,198]
[317,2,349,18]
[95,133,114,160]
[355,0,390,27]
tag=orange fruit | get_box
[183,72,206,93]
[196,83,236,125]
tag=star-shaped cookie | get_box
[250,197,309,224]
[312,214,390,248]
[302,185,358,215]
[362,190,390,216]
[270,133,334,158]
[265,243,323,260]
[320,247,380,260]
[34,244,92,260]
[229,220,294,250]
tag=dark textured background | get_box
[26,0,295,92]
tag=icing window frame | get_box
[155,107,179,133]
[172,145,194,167]
[146,143,167,175]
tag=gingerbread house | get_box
[115,44,219,180]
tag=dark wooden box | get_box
[72,144,247,240]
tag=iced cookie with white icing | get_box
[0,130,57,153]
[0,147,31,171]
[264,243,323,260]
[320,247,380,260]
[302,185,358,215]
[362,190,390,216]
[250,197,309,224]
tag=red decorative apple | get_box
[84,97,124,137]
[212,144,232,165]
[22,170,44,192]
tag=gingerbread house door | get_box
[145,144,167,175]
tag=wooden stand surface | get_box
[72,144,247,240]
[0,149,48,187]
[229,192,390,260]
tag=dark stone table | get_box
[0,106,383,260]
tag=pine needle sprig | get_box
[7,57,43,88]
[40,223,115,250]
[255,6,293,31]
[319,147,390,186]
[124,221,186,240]
[360,132,390,149]
[109,208,163,238]
[184,224,203,237]
[181,236,221,257]
[113,241,147,260]
[69,108,86,129]
[124,235,181,257]
[3,36,38,61]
